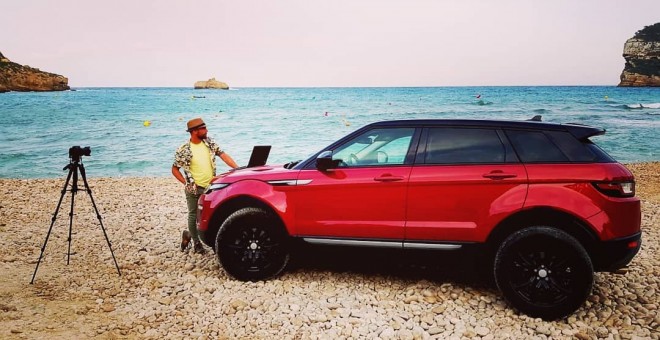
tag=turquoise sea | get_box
[0,86,659,178]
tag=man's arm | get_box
[219,152,239,169]
[171,165,186,184]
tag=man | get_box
[172,117,238,253]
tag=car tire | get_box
[215,207,290,281]
[494,226,593,320]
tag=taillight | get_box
[592,181,635,198]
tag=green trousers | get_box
[185,186,205,244]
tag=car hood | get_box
[212,165,299,184]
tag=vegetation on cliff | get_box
[618,23,660,87]
[633,23,660,40]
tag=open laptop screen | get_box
[247,145,271,167]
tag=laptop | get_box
[246,145,271,168]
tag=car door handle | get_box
[374,174,405,182]
[483,171,517,180]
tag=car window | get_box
[545,131,598,162]
[505,130,569,163]
[424,128,505,164]
[333,128,415,167]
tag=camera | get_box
[69,146,91,161]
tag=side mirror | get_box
[316,151,341,171]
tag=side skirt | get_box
[300,237,466,250]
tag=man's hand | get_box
[184,182,197,194]
[171,165,186,184]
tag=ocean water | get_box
[0,86,658,179]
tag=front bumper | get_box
[591,232,642,272]
[196,193,216,248]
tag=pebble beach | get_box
[1,163,659,339]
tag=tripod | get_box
[30,157,121,284]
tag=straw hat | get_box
[186,117,206,132]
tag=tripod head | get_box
[69,146,91,163]
[63,146,91,171]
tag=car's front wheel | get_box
[494,226,593,320]
[215,207,290,281]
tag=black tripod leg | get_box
[31,167,74,284]
[79,164,121,276]
[66,167,78,265]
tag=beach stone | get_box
[397,329,413,340]
[379,327,396,339]
[230,299,248,310]
[476,326,490,336]
[596,327,609,338]
[420,314,434,325]
[536,325,552,336]
[403,296,418,304]
[428,326,442,335]
[432,305,446,314]
[574,332,590,340]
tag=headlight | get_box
[205,183,229,194]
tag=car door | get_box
[294,127,418,240]
[405,127,528,243]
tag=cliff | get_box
[0,52,70,93]
[194,77,229,90]
[618,23,660,87]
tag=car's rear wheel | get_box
[494,226,593,320]
[215,207,290,281]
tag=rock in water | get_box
[0,51,70,92]
[618,23,660,87]
[194,77,229,89]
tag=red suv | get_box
[197,118,641,320]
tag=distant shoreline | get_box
[54,85,632,89]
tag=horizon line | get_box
[65,84,624,89]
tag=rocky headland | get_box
[0,52,70,93]
[619,23,660,87]
[194,77,229,90]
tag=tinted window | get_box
[585,142,616,162]
[425,128,505,164]
[506,130,568,162]
[545,131,598,162]
[333,128,415,167]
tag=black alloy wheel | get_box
[494,226,593,320]
[215,207,290,281]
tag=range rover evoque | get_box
[196,118,641,320]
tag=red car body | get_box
[196,119,641,320]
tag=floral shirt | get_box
[173,137,224,192]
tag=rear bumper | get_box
[592,232,642,272]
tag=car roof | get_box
[367,119,605,140]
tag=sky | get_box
[2,0,659,87]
